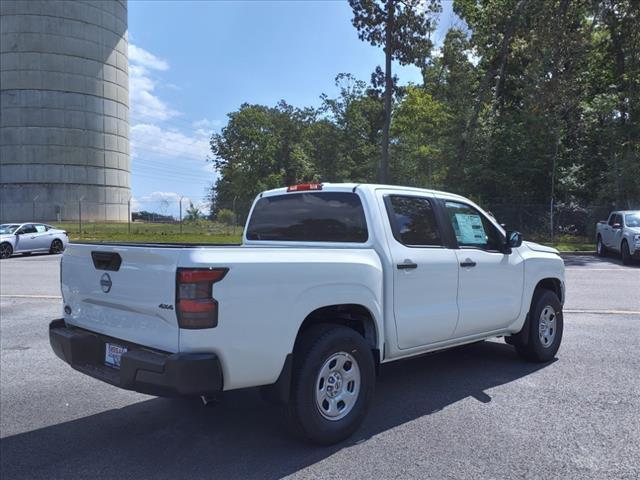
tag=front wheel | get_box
[50,239,64,254]
[596,235,606,257]
[621,240,632,265]
[0,242,13,259]
[287,325,375,445]
[515,290,563,363]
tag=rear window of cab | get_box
[246,192,368,243]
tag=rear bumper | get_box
[49,319,223,397]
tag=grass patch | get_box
[52,221,242,244]
[539,242,594,252]
[531,234,594,252]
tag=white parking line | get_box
[565,268,639,271]
[0,294,62,299]
[565,309,640,315]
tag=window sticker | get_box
[453,213,486,245]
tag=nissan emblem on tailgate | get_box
[100,273,112,293]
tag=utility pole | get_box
[232,196,238,236]
[179,196,184,234]
[127,197,131,234]
[32,195,39,221]
[78,196,85,236]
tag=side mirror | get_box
[612,223,622,229]
[505,230,523,250]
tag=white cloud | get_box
[129,44,169,71]
[131,123,211,162]
[129,46,178,122]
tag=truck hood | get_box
[523,241,560,255]
[626,227,640,235]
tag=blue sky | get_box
[127,0,458,215]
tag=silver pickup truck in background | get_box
[596,211,640,265]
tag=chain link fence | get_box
[2,195,633,245]
[0,196,239,241]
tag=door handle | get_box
[397,261,418,270]
[460,259,477,268]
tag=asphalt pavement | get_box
[1,252,638,479]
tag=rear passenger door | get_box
[380,192,460,349]
[33,224,52,250]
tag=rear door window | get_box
[385,195,442,247]
[246,192,368,242]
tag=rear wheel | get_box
[287,324,375,445]
[596,235,606,257]
[514,290,563,363]
[0,243,12,259]
[50,239,64,254]
[621,240,632,265]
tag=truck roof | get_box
[260,183,469,202]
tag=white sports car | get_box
[0,223,69,259]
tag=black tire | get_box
[0,242,12,259]
[50,239,64,254]
[286,324,375,445]
[515,290,563,363]
[596,235,606,257]
[621,240,632,265]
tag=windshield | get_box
[0,224,21,234]
[625,213,640,228]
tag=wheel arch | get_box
[534,277,564,305]
[263,303,381,406]
[295,303,380,357]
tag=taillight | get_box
[176,268,228,329]
[287,183,323,192]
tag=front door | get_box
[14,224,40,252]
[379,192,459,349]
[442,201,524,337]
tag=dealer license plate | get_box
[104,342,127,369]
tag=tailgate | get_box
[61,243,182,352]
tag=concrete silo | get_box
[0,0,131,222]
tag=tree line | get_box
[208,0,639,222]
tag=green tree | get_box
[217,208,235,234]
[184,202,202,222]
[349,0,441,183]
[391,87,450,187]
[209,102,317,219]
[315,73,384,182]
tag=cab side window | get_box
[385,195,442,247]
[609,214,621,227]
[445,201,503,251]
[17,224,37,235]
[35,224,47,233]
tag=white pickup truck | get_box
[596,210,640,265]
[50,183,565,444]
